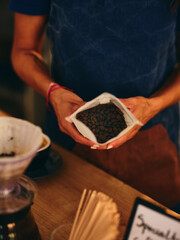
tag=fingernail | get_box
[90,145,99,149]
[107,145,113,150]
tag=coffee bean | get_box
[76,103,127,143]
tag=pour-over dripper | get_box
[0,117,42,214]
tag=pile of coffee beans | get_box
[76,103,127,143]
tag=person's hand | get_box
[49,88,95,146]
[94,96,158,150]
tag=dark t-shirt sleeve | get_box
[8,0,50,15]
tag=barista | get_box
[9,0,180,208]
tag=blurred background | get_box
[0,0,50,130]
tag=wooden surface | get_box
[31,143,175,240]
[0,111,179,239]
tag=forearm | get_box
[149,66,180,115]
[11,48,53,97]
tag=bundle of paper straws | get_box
[68,189,120,240]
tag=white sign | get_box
[124,198,180,240]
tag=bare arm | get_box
[11,13,94,146]
[11,13,52,96]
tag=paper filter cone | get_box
[0,117,42,187]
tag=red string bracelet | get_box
[46,82,73,112]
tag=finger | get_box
[91,125,140,150]
[91,144,108,150]
[61,121,95,146]
[108,128,138,148]
[64,123,107,149]
[106,125,140,149]
[106,135,128,149]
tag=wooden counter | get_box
[32,143,173,240]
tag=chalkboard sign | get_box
[124,198,180,240]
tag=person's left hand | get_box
[93,96,158,150]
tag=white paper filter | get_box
[66,92,143,145]
[0,117,42,181]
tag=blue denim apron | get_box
[46,0,180,152]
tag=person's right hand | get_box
[49,88,95,146]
